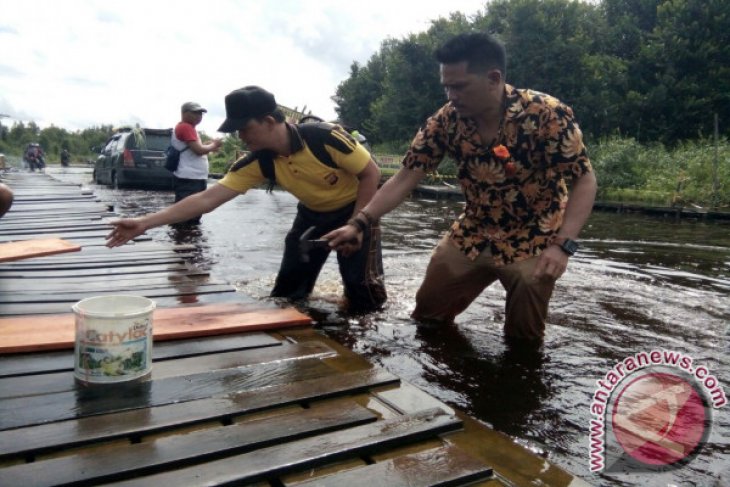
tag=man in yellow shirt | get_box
[107,86,386,312]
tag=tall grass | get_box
[590,137,729,208]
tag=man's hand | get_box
[532,245,569,281]
[106,219,147,248]
[324,224,362,257]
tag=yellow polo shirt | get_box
[219,124,371,212]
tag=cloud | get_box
[0,65,24,78]
[0,0,486,134]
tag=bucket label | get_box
[75,317,152,381]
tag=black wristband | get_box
[358,209,376,225]
[347,217,367,233]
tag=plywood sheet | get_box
[0,238,81,263]
[0,303,312,354]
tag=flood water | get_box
[54,168,729,486]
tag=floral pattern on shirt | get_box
[402,84,593,265]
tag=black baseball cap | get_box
[218,86,277,133]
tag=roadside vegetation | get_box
[1,0,727,209]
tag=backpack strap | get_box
[229,149,277,192]
[294,122,358,170]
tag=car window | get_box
[116,135,129,152]
[103,136,120,155]
[144,134,171,151]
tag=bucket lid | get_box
[72,295,156,318]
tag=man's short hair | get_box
[435,32,506,76]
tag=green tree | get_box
[333,52,387,141]
[369,36,441,144]
[638,0,730,142]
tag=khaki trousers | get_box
[412,234,555,339]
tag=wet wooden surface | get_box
[0,324,594,486]
[0,172,587,486]
[0,172,242,316]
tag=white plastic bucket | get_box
[72,295,155,383]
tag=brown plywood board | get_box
[0,303,312,354]
[0,238,81,262]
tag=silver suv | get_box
[93,128,173,189]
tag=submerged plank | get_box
[0,357,334,429]
[0,402,377,487]
[0,283,235,304]
[0,238,81,263]
[0,341,334,398]
[0,367,399,459]
[107,408,461,487]
[0,263,191,278]
[288,444,494,487]
[0,256,184,271]
[0,303,311,353]
[0,332,281,377]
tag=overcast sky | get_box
[0,0,486,136]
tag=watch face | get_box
[562,239,579,255]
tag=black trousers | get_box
[173,176,207,224]
[271,202,387,312]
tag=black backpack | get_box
[229,122,354,192]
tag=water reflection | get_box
[68,168,729,486]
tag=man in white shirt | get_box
[171,101,222,224]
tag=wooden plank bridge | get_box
[0,171,587,486]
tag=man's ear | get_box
[487,69,503,85]
[263,115,278,128]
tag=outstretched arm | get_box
[106,183,239,247]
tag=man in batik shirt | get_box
[326,32,597,341]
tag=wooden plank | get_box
[0,332,282,377]
[0,293,260,318]
[0,225,110,237]
[0,238,81,263]
[0,250,191,266]
[4,202,108,212]
[0,256,183,270]
[106,408,461,487]
[0,367,399,459]
[0,283,236,304]
[0,341,334,399]
[76,243,197,254]
[0,211,113,221]
[0,356,334,429]
[0,262,191,278]
[288,444,494,487]
[0,275,210,293]
[0,215,102,225]
[10,196,97,203]
[0,230,114,243]
[0,402,377,487]
[0,271,210,290]
[0,303,311,353]
[0,222,107,233]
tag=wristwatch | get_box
[553,236,579,256]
